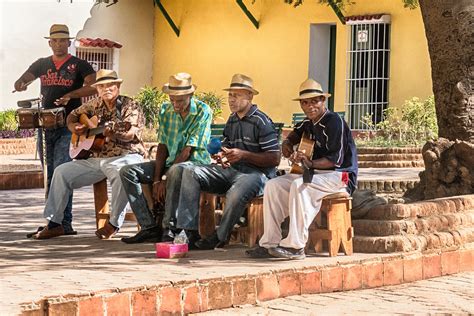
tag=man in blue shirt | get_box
[247,79,358,260]
[170,74,281,250]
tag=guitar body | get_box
[70,114,132,159]
[289,135,315,174]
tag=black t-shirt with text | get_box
[27,55,95,116]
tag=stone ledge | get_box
[358,147,422,154]
[359,161,425,168]
[358,153,423,161]
[363,195,474,220]
[357,180,419,193]
[19,247,473,316]
[354,211,474,236]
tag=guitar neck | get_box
[87,126,106,137]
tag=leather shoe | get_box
[33,225,65,239]
[95,222,118,240]
[121,228,162,244]
[268,246,305,260]
[245,246,273,259]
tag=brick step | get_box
[0,171,44,190]
[358,153,422,161]
[362,195,474,220]
[359,161,425,168]
[0,137,36,155]
[357,180,419,193]
[353,226,474,253]
[353,210,474,236]
[358,147,422,154]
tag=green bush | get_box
[194,91,225,121]
[134,86,168,129]
[357,95,438,147]
[0,109,18,131]
[134,86,225,127]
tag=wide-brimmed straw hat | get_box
[162,73,197,96]
[91,69,123,87]
[292,79,331,101]
[44,24,74,39]
[223,74,259,95]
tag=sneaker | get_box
[268,246,306,260]
[194,232,225,250]
[245,246,273,259]
[121,227,162,244]
[161,228,175,242]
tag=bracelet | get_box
[153,181,161,185]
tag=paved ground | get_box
[195,272,474,315]
[0,154,423,315]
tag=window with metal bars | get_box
[76,47,118,102]
[345,15,391,130]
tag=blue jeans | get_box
[44,127,73,230]
[171,164,268,242]
[120,161,194,230]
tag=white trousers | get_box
[259,171,347,250]
[43,154,143,228]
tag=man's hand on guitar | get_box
[282,139,294,158]
[103,125,114,138]
[289,150,309,164]
[73,123,87,135]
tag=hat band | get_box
[50,30,70,35]
[300,88,324,96]
[169,85,192,91]
[230,82,253,89]
[96,76,119,83]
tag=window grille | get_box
[345,15,391,130]
[74,46,120,103]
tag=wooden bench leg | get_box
[93,179,109,230]
[199,192,216,238]
[341,199,353,255]
[247,197,263,248]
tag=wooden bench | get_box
[307,192,353,257]
[93,179,138,230]
[291,112,345,127]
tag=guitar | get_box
[289,135,315,174]
[69,114,131,159]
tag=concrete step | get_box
[354,210,474,237]
[354,226,474,253]
[362,195,474,221]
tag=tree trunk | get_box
[419,0,473,142]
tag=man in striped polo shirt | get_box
[120,73,212,244]
[170,74,281,250]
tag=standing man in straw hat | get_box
[31,69,146,240]
[173,74,281,250]
[120,72,212,244]
[14,24,96,236]
[247,78,358,260]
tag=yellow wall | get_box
[153,0,432,124]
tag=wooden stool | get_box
[212,195,263,248]
[93,179,138,229]
[307,192,353,257]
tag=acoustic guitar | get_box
[70,114,131,159]
[289,135,315,174]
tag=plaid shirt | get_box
[157,98,212,167]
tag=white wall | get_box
[78,0,155,98]
[0,0,94,111]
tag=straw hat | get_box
[162,73,197,96]
[223,74,259,95]
[91,69,123,87]
[44,24,74,39]
[292,79,331,101]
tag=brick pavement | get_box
[195,272,474,315]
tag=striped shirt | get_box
[157,98,212,167]
[294,110,358,194]
[222,105,279,178]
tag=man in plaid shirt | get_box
[120,73,212,244]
